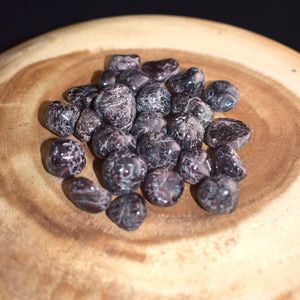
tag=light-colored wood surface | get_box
[0,15,300,300]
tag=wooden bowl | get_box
[0,15,299,300]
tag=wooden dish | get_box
[0,15,299,300]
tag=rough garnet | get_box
[119,69,153,95]
[179,149,212,185]
[102,149,147,196]
[74,108,103,142]
[213,145,246,181]
[99,69,117,89]
[107,192,147,231]
[172,94,214,128]
[107,54,140,75]
[144,168,184,207]
[65,85,99,109]
[45,101,80,137]
[136,82,171,116]
[92,125,136,159]
[206,118,252,150]
[131,111,168,141]
[46,138,86,178]
[202,80,239,112]
[196,175,240,214]
[169,113,205,150]
[68,177,112,213]
[141,58,180,82]
[168,67,205,96]
[94,83,136,131]
[137,132,181,170]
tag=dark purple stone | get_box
[136,82,171,116]
[179,149,212,185]
[65,85,99,109]
[213,145,247,181]
[202,80,239,112]
[94,83,136,131]
[102,149,147,196]
[68,177,112,213]
[131,111,168,141]
[45,101,80,138]
[137,132,181,171]
[46,138,86,178]
[168,67,205,96]
[141,58,180,82]
[196,175,240,214]
[74,108,103,142]
[92,125,136,159]
[169,113,205,150]
[205,118,252,150]
[107,193,147,231]
[99,69,117,89]
[144,168,184,207]
[107,54,140,75]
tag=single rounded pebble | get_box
[107,54,140,75]
[119,69,153,95]
[144,168,184,207]
[46,138,86,178]
[136,82,171,116]
[45,101,80,137]
[68,177,112,213]
[213,145,247,181]
[206,118,252,150]
[169,113,205,150]
[107,192,147,231]
[94,83,136,131]
[99,69,117,89]
[137,132,181,170]
[179,149,212,185]
[172,94,214,128]
[65,85,99,109]
[74,108,103,142]
[102,149,147,196]
[92,125,136,159]
[131,111,168,141]
[168,67,205,96]
[202,80,239,112]
[196,175,240,214]
[141,58,180,82]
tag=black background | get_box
[1,0,299,54]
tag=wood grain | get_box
[0,15,300,300]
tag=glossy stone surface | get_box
[46,138,86,178]
[205,118,252,150]
[179,149,212,185]
[68,177,112,213]
[137,132,181,170]
[136,82,171,116]
[213,145,247,181]
[131,111,168,141]
[168,67,205,96]
[92,125,136,159]
[142,58,180,82]
[45,101,80,137]
[107,193,147,231]
[99,69,117,89]
[65,84,99,109]
[169,113,205,150]
[202,80,239,112]
[74,108,103,142]
[107,54,140,74]
[94,83,136,131]
[144,168,184,207]
[171,94,214,128]
[102,149,147,196]
[196,175,240,214]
